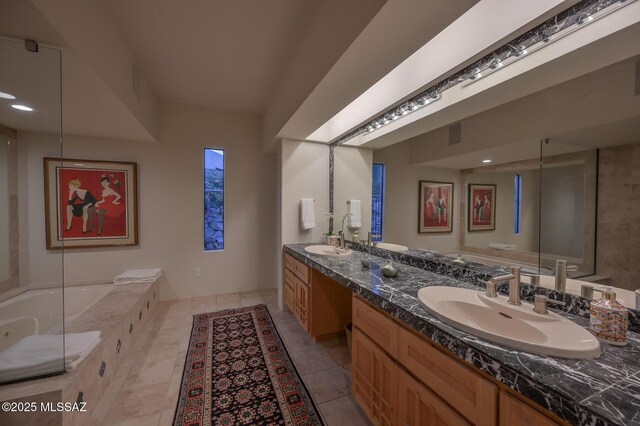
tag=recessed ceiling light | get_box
[482,159,492,163]
[11,104,34,112]
[0,91,16,100]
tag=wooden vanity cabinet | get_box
[499,393,560,426]
[352,327,398,426]
[282,253,352,340]
[353,295,565,426]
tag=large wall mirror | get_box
[334,49,640,308]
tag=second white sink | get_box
[304,245,353,257]
[417,286,600,359]
[376,242,409,252]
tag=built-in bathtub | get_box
[0,284,114,352]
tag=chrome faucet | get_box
[483,266,522,305]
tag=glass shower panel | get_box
[0,38,64,383]
[539,139,597,279]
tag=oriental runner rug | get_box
[173,304,324,426]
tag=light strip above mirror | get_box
[314,0,635,147]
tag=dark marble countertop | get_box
[283,244,640,426]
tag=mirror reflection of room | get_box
[334,54,640,308]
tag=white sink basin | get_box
[418,286,600,359]
[304,245,353,257]
[376,242,409,252]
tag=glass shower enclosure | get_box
[0,37,64,383]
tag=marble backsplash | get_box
[349,241,640,334]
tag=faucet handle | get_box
[533,294,566,314]
[483,281,498,298]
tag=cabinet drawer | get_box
[398,328,497,426]
[284,253,295,271]
[353,296,399,359]
[399,369,471,426]
[284,268,295,289]
[294,259,309,283]
[499,392,559,426]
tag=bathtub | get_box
[0,284,114,352]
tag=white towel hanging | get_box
[300,199,316,230]
[348,199,362,228]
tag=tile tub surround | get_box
[349,242,640,334]
[284,244,640,426]
[0,280,160,426]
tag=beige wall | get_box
[373,142,460,253]
[18,101,277,300]
[597,143,640,290]
[280,140,330,245]
[463,169,539,253]
[334,146,372,240]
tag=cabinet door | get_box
[284,282,295,313]
[294,278,310,332]
[398,369,471,426]
[499,392,559,426]
[352,327,398,426]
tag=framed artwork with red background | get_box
[418,181,453,233]
[468,183,496,232]
[44,158,138,249]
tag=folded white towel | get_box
[300,199,315,230]
[489,243,516,251]
[114,268,163,285]
[348,200,362,228]
[0,331,101,381]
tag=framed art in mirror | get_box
[468,183,496,232]
[418,180,453,233]
[44,158,138,249]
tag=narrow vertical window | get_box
[371,163,385,242]
[204,149,224,251]
[514,174,522,235]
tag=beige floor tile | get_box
[266,306,295,324]
[216,292,241,302]
[302,366,351,404]
[107,412,161,426]
[216,299,243,310]
[259,288,278,297]
[122,357,176,391]
[106,383,168,424]
[291,347,337,375]
[240,297,265,307]
[318,395,372,426]
[320,337,352,366]
[239,290,263,298]
[157,408,176,426]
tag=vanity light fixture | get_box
[482,159,492,163]
[461,0,633,88]
[0,91,16,100]
[331,0,634,146]
[11,104,33,112]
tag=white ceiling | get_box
[105,0,319,114]
[0,0,155,141]
[418,56,640,170]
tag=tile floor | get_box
[93,289,371,426]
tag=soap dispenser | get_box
[590,288,628,346]
[352,230,360,243]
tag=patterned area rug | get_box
[174,304,324,426]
